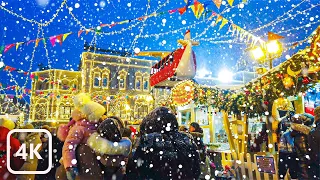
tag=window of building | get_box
[134,103,148,119]
[59,105,72,119]
[93,72,101,87]
[102,69,110,89]
[135,72,142,91]
[143,74,149,91]
[118,70,127,90]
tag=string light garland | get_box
[0,0,67,27]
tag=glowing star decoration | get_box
[282,76,294,89]
[171,80,196,106]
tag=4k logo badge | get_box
[7,129,52,174]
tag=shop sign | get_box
[256,156,276,174]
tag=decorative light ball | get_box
[282,77,294,89]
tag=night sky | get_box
[0,0,319,103]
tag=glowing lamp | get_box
[251,47,265,60]
[266,40,282,54]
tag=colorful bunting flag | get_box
[16,42,23,50]
[4,44,15,53]
[49,36,57,47]
[216,15,223,24]
[213,0,222,9]
[219,18,229,30]
[27,40,35,46]
[227,0,234,6]
[268,32,284,41]
[35,39,41,47]
[0,46,4,54]
[63,33,71,41]
[178,7,187,15]
[56,34,63,45]
[168,9,177,14]
[78,30,84,37]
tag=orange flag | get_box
[213,0,222,9]
[268,32,284,41]
[35,39,41,47]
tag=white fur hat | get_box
[73,93,91,108]
[81,101,106,122]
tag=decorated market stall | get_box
[168,25,320,180]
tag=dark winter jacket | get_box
[308,122,320,179]
[189,132,206,161]
[279,129,295,153]
[56,144,104,180]
[291,123,312,180]
[0,127,24,180]
[128,131,201,180]
[36,135,63,180]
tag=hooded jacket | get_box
[17,131,42,180]
[128,131,201,180]
[279,129,295,153]
[291,123,312,180]
[0,127,24,180]
[308,122,320,179]
[58,119,98,169]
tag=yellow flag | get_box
[63,33,71,41]
[219,18,229,30]
[15,42,23,50]
[227,0,234,6]
[190,5,197,17]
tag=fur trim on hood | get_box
[291,123,311,135]
[87,132,132,156]
[190,132,204,138]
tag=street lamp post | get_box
[250,40,283,154]
[251,40,283,69]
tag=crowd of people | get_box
[277,110,320,180]
[0,93,214,180]
[0,92,319,180]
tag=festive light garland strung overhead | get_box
[0,0,67,26]
[251,0,311,33]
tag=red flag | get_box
[268,32,284,41]
[4,44,15,53]
[178,7,187,15]
[78,30,84,37]
[56,34,63,45]
[9,67,16,72]
[168,9,177,14]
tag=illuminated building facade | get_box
[29,69,81,124]
[29,52,155,125]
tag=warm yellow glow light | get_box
[266,40,281,54]
[125,104,131,110]
[251,47,265,60]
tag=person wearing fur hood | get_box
[56,93,106,180]
[290,113,314,180]
[16,123,42,180]
[87,118,132,179]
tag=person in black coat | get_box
[308,107,320,179]
[127,107,201,180]
[290,113,314,180]
[36,125,63,180]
